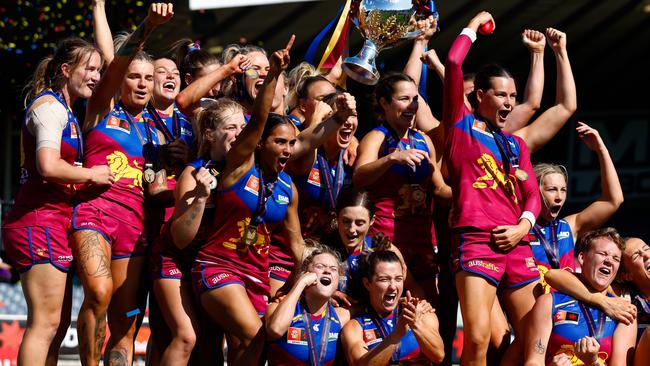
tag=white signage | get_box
[190,0,319,10]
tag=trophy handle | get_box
[342,40,380,86]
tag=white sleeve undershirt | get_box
[26,98,69,151]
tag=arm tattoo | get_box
[534,338,546,354]
[184,202,203,227]
[76,230,111,278]
[107,347,129,366]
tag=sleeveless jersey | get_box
[340,236,374,297]
[443,32,541,231]
[296,147,352,237]
[197,164,293,280]
[268,302,341,366]
[631,291,650,343]
[354,308,427,364]
[5,90,81,226]
[368,125,436,248]
[548,292,617,365]
[529,219,576,292]
[77,103,161,221]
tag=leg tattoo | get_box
[76,231,111,278]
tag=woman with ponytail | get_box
[2,37,112,366]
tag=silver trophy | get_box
[343,0,437,85]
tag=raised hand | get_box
[193,167,213,199]
[467,11,494,33]
[545,27,567,53]
[574,336,600,365]
[269,35,295,76]
[522,29,546,53]
[415,15,438,42]
[146,3,174,28]
[334,92,357,122]
[227,54,252,75]
[576,122,605,152]
[420,49,444,70]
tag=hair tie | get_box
[187,42,201,54]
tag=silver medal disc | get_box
[144,168,155,183]
[209,176,217,190]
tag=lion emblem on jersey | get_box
[106,150,142,188]
[557,345,608,365]
[472,153,517,204]
[222,217,270,255]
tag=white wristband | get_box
[460,28,477,43]
[519,211,536,228]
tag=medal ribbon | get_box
[50,90,83,165]
[120,102,154,166]
[385,126,418,184]
[635,295,650,315]
[487,123,519,175]
[317,148,346,212]
[302,301,332,366]
[146,103,180,143]
[250,165,275,227]
[371,308,402,364]
[578,302,606,340]
[532,221,560,269]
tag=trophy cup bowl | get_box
[343,0,431,85]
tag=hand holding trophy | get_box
[343,0,438,85]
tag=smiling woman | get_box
[524,228,637,366]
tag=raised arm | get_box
[92,0,114,65]
[170,166,212,249]
[220,35,294,187]
[443,12,493,127]
[175,55,250,118]
[504,29,546,133]
[85,2,174,129]
[544,269,636,325]
[524,293,554,366]
[265,272,317,340]
[403,15,437,87]
[292,92,356,159]
[565,122,624,239]
[514,28,576,153]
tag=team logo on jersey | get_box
[472,153,518,204]
[106,116,130,133]
[287,327,307,345]
[525,257,537,269]
[471,119,492,137]
[106,150,143,188]
[70,122,79,139]
[363,329,382,346]
[307,168,321,187]
[244,175,260,195]
[275,195,289,204]
[558,231,571,240]
[554,310,579,325]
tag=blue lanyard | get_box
[146,103,180,143]
[250,165,274,226]
[371,308,401,364]
[578,302,606,340]
[489,124,519,175]
[317,148,345,212]
[533,220,560,269]
[51,90,83,165]
[302,302,332,366]
[120,102,154,165]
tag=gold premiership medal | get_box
[240,223,258,251]
[329,212,338,232]
[515,168,529,181]
[144,168,155,183]
[410,184,426,204]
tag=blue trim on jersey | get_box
[453,114,522,166]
